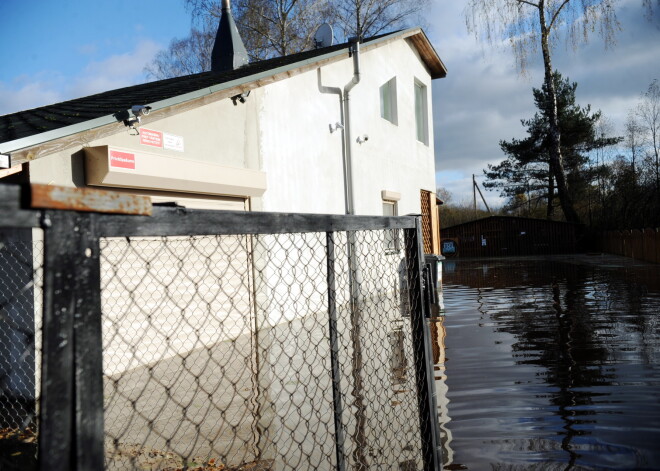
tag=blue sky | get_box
[0,0,189,111]
[0,1,186,81]
[1,0,659,207]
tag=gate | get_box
[0,184,441,471]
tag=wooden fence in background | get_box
[600,229,660,264]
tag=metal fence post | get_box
[39,211,104,471]
[326,232,346,471]
[404,218,442,471]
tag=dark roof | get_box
[1,31,410,146]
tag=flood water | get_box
[435,255,660,471]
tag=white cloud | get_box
[428,0,660,207]
[70,39,161,98]
[0,39,161,116]
[77,43,98,55]
[0,77,63,116]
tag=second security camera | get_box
[131,105,152,118]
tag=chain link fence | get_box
[0,228,42,470]
[101,230,425,470]
[0,185,441,471]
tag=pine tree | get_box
[485,72,621,221]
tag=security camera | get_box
[329,122,344,133]
[131,105,151,117]
[356,134,369,144]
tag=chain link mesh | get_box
[0,229,43,470]
[99,228,428,471]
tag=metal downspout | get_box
[342,39,361,215]
[317,36,366,469]
[341,38,368,471]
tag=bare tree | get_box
[331,0,430,40]
[183,0,331,60]
[436,187,453,204]
[146,0,431,78]
[145,28,214,80]
[145,0,329,77]
[637,79,660,191]
[624,111,644,180]
[465,0,656,223]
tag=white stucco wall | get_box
[259,38,436,216]
[28,89,263,203]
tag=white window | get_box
[383,200,399,252]
[380,77,398,125]
[414,79,429,145]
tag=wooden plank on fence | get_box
[73,214,105,470]
[643,229,655,263]
[39,211,76,471]
[632,229,643,261]
[95,209,418,237]
[623,231,632,258]
[30,184,152,215]
[39,211,105,471]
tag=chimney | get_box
[211,0,249,72]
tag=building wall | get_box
[259,38,436,216]
[27,89,263,208]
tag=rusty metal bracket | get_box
[28,184,152,216]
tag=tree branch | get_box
[549,0,571,29]
[516,0,540,8]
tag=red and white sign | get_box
[140,128,163,148]
[110,150,136,169]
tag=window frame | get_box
[379,77,398,125]
[414,79,429,145]
[382,199,400,253]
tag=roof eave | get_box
[403,28,447,79]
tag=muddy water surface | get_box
[436,255,660,470]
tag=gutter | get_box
[342,39,361,215]
[0,28,441,159]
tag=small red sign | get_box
[140,128,163,148]
[110,150,135,169]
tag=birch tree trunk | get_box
[539,2,580,223]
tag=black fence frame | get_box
[0,183,442,471]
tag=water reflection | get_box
[430,316,455,469]
[437,255,660,470]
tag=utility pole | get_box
[472,174,492,216]
[473,174,477,216]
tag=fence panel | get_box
[643,229,656,263]
[98,227,435,470]
[600,228,660,265]
[0,184,441,471]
